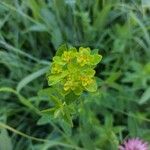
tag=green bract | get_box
[47,45,102,95]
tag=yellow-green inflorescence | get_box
[47,46,102,95]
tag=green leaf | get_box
[56,44,68,56]
[37,114,52,125]
[93,4,111,32]
[54,108,64,118]
[0,129,12,150]
[52,56,65,65]
[17,67,49,92]
[0,87,40,114]
[73,86,83,96]
[38,87,63,105]
[84,69,95,77]
[59,120,72,136]
[91,49,99,54]
[27,0,41,19]
[128,115,139,136]
[69,47,77,52]
[105,71,122,84]
[85,80,97,92]
[105,114,113,128]
[65,92,79,104]
[48,71,68,86]
[139,87,150,104]
[26,23,48,32]
[63,104,74,127]
[91,54,102,65]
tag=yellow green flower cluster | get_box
[47,46,102,95]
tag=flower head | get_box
[47,45,102,95]
[51,63,63,74]
[77,47,91,66]
[62,51,76,62]
[119,138,149,150]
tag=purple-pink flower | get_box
[119,138,149,150]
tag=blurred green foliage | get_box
[0,0,150,150]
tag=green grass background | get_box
[0,0,150,150]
